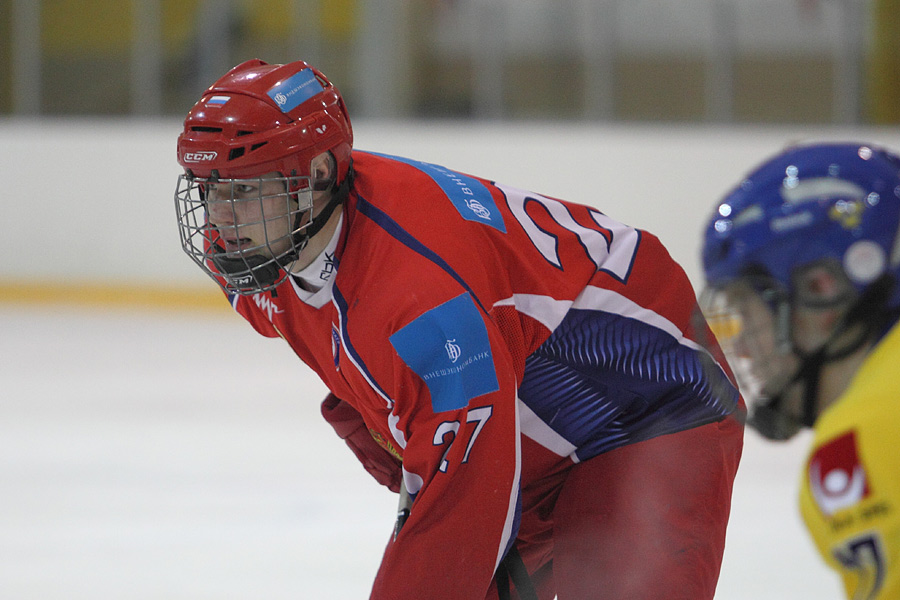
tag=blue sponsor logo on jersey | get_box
[267,68,324,113]
[368,152,506,233]
[390,293,499,413]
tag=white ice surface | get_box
[0,305,844,599]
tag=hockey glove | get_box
[321,394,402,493]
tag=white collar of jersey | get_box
[289,214,342,298]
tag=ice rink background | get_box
[6,120,895,598]
[1,304,844,599]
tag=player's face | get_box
[704,262,863,437]
[789,263,855,354]
[705,281,800,403]
[206,172,301,260]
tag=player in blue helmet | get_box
[701,142,900,599]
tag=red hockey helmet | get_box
[175,59,354,294]
[177,58,352,184]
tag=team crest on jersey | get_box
[369,428,402,461]
[445,339,461,363]
[809,430,870,516]
[252,293,283,322]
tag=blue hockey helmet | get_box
[703,142,900,306]
[701,142,900,439]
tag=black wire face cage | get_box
[174,173,315,295]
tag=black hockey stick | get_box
[496,544,537,600]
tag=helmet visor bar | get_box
[174,173,314,294]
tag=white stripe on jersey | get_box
[572,286,700,349]
[496,286,734,421]
[495,286,704,353]
[495,394,524,572]
[518,399,579,461]
[572,287,734,383]
[492,295,572,332]
[388,412,407,450]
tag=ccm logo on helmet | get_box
[183,151,218,163]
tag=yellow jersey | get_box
[799,321,900,600]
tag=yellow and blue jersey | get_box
[800,321,900,600]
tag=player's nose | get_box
[207,197,236,226]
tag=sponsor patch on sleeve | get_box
[390,293,499,413]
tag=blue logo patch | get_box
[368,153,506,233]
[390,293,499,413]
[267,68,324,114]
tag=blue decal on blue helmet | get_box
[702,142,900,310]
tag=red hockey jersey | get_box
[225,151,739,598]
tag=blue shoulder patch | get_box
[390,293,500,413]
[366,152,506,233]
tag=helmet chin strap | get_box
[212,251,282,291]
[749,275,894,440]
[289,165,354,256]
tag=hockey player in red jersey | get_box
[174,58,743,599]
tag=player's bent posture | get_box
[701,142,900,600]
[175,59,743,599]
